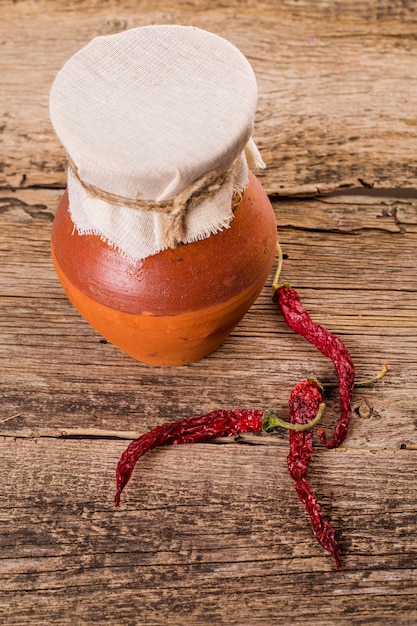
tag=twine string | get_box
[67,157,232,248]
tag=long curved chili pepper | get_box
[273,284,355,449]
[115,408,322,507]
[287,379,342,568]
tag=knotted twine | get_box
[50,25,265,260]
[68,156,232,249]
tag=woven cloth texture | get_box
[50,25,265,260]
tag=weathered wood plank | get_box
[0,188,415,455]
[1,1,417,194]
[0,439,416,625]
[1,3,417,623]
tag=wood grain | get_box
[1,439,417,625]
[1,188,415,452]
[1,1,417,624]
[1,187,416,624]
[1,0,417,194]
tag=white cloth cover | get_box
[50,25,265,260]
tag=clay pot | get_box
[51,172,277,366]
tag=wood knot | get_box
[357,403,371,419]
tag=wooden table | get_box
[1,2,416,624]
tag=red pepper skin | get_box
[274,285,355,448]
[287,380,342,569]
[115,409,265,507]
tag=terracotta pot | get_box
[51,171,277,366]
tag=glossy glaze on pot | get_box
[51,172,277,365]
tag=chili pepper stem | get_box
[271,242,284,292]
[352,362,388,387]
[262,403,325,432]
[316,362,388,390]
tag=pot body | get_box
[51,172,277,366]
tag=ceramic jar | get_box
[51,172,277,365]
[49,25,277,365]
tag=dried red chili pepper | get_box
[115,408,322,507]
[273,281,355,449]
[287,379,341,568]
[274,282,355,448]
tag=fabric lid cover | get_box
[50,25,265,260]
